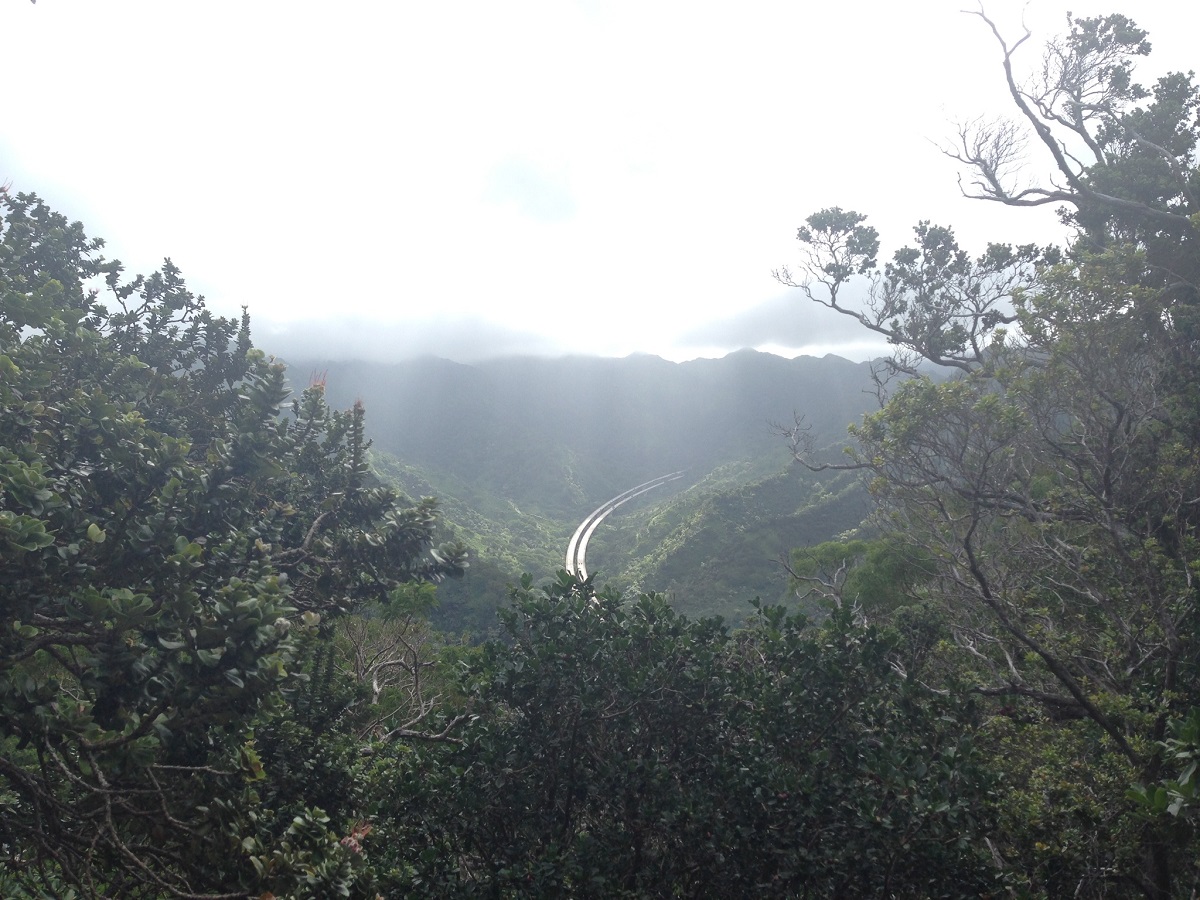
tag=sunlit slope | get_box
[282,349,882,630]
[589,463,868,621]
[289,349,878,515]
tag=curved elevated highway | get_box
[564,472,684,580]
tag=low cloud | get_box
[252,288,891,366]
[255,316,563,364]
[674,290,887,360]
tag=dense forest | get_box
[3,10,1200,898]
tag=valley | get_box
[284,349,882,632]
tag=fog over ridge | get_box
[257,287,888,365]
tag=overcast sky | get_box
[3,1,1196,362]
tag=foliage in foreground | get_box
[778,8,1200,896]
[0,190,464,897]
[376,574,999,898]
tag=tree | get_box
[333,583,469,743]
[785,534,935,617]
[0,190,465,897]
[779,11,1200,896]
[380,573,999,897]
[948,9,1198,286]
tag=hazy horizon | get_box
[255,285,891,365]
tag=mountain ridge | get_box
[277,349,883,628]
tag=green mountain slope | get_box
[293,349,878,510]
[588,463,869,621]
[280,350,883,632]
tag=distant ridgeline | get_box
[280,350,881,629]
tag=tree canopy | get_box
[781,10,1200,896]
[373,575,999,898]
[0,189,465,897]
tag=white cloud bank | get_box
[2,1,1195,362]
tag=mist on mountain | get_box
[280,348,882,628]
[256,283,887,365]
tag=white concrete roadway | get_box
[564,472,684,580]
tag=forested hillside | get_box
[280,350,881,630]
[588,463,868,621]
[286,348,879,513]
[3,8,1200,898]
